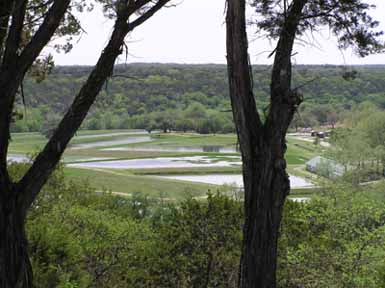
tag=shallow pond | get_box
[7,154,28,163]
[102,145,238,153]
[158,174,314,189]
[7,154,114,164]
[289,197,311,202]
[75,130,148,139]
[71,136,152,149]
[68,156,242,169]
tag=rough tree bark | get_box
[226,0,306,287]
[0,1,169,287]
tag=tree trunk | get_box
[226,0,306,287]
[0,2,171,286]
[239,147,289,287]
[0,189,31,288]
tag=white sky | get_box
[51,0,385,66]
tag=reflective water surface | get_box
[158,174,314,189]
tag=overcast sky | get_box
[51,0,385,66]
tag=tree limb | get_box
[2,0,27,66]
[0,0,14,64]
[226,0,263,159]
[18,0,170,210]
[265,0,307,140]
[18,0,71,73]
[129,0,170,29]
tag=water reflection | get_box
[158,174,314,189]
[72,136,152,149]
[102,145,239,153]
[68,156,241,169]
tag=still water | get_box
[68,156,241,169]
[158,174,314,189]
[102,145,239,153]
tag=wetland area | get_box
[8,129,321,200]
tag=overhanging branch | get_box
[18,0,171,209]
[18,0,71,73]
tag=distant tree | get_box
[207,112,225,134]
[359,111,385,173]
[154,111,174,133]
[300,109,318,128]
[39,113,61,139]
[144,118,157,134]
[185,102,207,118]
[196,119,211,134]
[175,118,194,133]
[226,0,383,287]
[290,113,303,132]
[0,1,171,286]
[326,107,339,128]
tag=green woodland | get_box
[2,0,385,286]
[8,64,385,287]
[10,162,385,287]
[13,64,385,133]
[8,83,385,287]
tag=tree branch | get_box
[0,0,70,188]
[2,0,27,66]
[18,0,71,73]
[0,0,13,63]
[265,0,307,139]
[226,0,263,159]
[129,0,170,29]
[18,0,171,209]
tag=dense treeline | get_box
[7,161,385,287]
[12,64,385,133]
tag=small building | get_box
[311,131,331,139]
[306,156,345,179]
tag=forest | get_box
[10,159,385,287]
[1,0,385,287]
[13,64,385,133]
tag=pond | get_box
[7,154,29,163]
[71,136,152,149]
[7,154,114,164]
[290,197,311,202]
[157,174,314,189]
[74,130,149,139]
[102,145,239,153]
[68,156,242,169]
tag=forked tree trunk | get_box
[226,0,305,287]
[0,190,31,288]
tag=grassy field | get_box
[64,167,218,200]
[10,130,325,200]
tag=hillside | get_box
[13,64,385,132]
